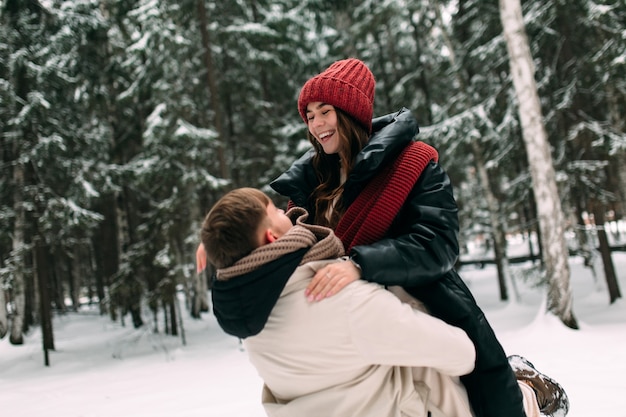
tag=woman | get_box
[269,58,568,417]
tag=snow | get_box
[2,253,626,417]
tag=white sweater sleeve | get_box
[347,281,476,376]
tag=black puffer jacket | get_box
[270,108,526,417]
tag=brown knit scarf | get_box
[217,207,345,281]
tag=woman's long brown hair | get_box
[307,108,370,228]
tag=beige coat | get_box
[243,259,476,417]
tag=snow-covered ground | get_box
[2,253,626,417]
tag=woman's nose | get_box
[311,116,323,128]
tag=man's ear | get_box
[264,229,277,244]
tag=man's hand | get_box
[305,259,361,302]
[196,243,207,274]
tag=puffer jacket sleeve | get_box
[269,149,317,209]
[350,161,460,287]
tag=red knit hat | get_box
[298,58,376,133]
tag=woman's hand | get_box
[305,259,361,302]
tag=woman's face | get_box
[306,102,340,155]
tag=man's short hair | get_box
[201,188,271,269]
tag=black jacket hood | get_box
[211,248,307,339]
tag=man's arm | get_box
[347,281,475,377]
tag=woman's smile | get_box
[306,102,340,154]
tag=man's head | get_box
[201,188,293,269]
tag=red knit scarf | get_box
[335,141,438,251]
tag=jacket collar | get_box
[270,108,419,207]
[211,249,307,339]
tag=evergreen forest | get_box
[1,0,624,348]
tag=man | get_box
[201,188,564,417]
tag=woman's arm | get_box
[352,162,460,287]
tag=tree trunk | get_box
[529,192,544,267]
[175,296,186,346]
[23,242,36,332]
[10,152,26,345]
[0,284,7,339]
[499,0,577,328]
[432,0,512,299]
[606,69,626,221]
[334,9,356,57]
[115,189,145,328]
[69,247,82,311]
[34,238,55,360]
[192,270,209,318]
[52,253,66,313]
[196,0,229,181]
[92,195,119,315]
[472,140,512,301]
[521,204,537,263]
[162,300,169,334]
[607,157,626,225]
[572,191,599,282]
[591,202,622,303]
[169,299,178,336]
